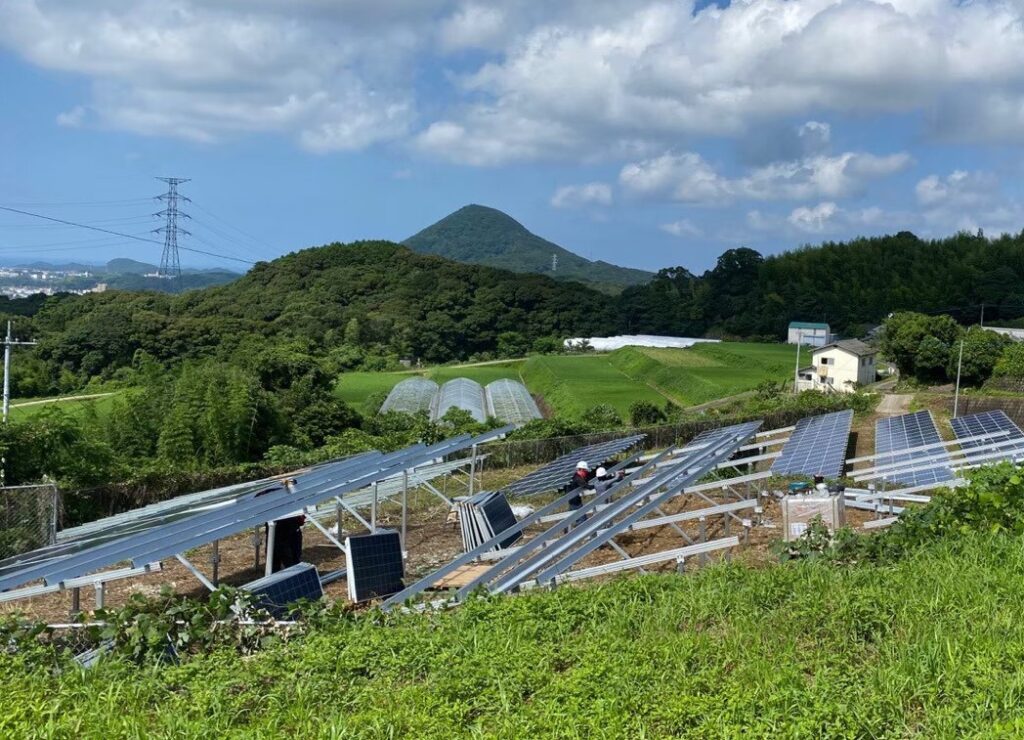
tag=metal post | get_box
[401,470,409,558]
[793,329,802,394]
[468,444,478,496]
[953,339,964,419]
[264,521,276,577]
[252,526,261,569]
[3,321,12,423]
[70,587,80,616]
[724,515,732,562]
[371,482,378,532]
[699,517,708,565]
[336,502,343,541]
[211,540,220,586]
[676,557,686,574]
[94,582,105,610]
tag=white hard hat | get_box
[577,460,590,471]
[815,482,828,491]
[596,467,608,478]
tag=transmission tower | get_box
[154,177,191,281]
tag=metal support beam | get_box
[176,554,216,591]
[264,522,276,578]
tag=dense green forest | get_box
[404,204,653,293]
[621,230,1024,338]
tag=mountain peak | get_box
[403,205,652,292]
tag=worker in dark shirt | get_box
[566,461,592,531]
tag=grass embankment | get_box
[4,533,1024,737]
[7,391,122,422]
[335,343,797,419]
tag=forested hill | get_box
[404,204,653,293]
[27,241,618,382]
[620,230,1024,339]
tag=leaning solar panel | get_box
[379,377,439,415]
[346,530,404,603]
[771,409,853,479]
[504,434,646,497]
[951,410,1024,451]
[683,421,763,452]
[485,379,542,425]
[242,562,323,617]
[480,492,522,548]
[875,410,953,486]
[433,378,488,423]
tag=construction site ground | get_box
[0,400,922,623]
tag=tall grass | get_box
[4,533,1024,737]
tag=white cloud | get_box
[915,170,999,208]
[550,181,612,208]
[620,150,910,205]
[55,105,86,127]
[788,202,838,233]
[8,0,1024,161]
[660,219,702,238]
[439,4,505,51]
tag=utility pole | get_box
[980,303,985,327]
[793,330,802,394]
[154,177,191,282]
[3,321,38,423]
[953,338,965,419]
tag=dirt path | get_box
[11,392,116,409]
[876,393,912,415]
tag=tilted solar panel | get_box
[346,530,405,603]
[875,410,953,486]
[771,409,853,479]
[504,434,646,497]
[951,410,1024,450]
[242,562,323,617]
[480,492,522,549]
[684,421,763,452]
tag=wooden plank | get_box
[428,564,493,590]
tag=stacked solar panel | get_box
[456,491,523,551]
[770,409,853,480]
[874,411,953,486]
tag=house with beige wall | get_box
[796,339,877,393]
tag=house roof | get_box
[789,321,830,330]
[812,339,877,357]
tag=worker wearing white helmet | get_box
[566,460,593,531]
[593,466,613,494]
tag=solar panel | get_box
[504,434,646,497]
[346,530,405,603]
[771,410,853,479]
[684,421,763,452]
[242,562,323,617]
[875,411,953,486]
[951,410,1024,450]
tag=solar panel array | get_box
[875,411,953,486]
[457,491,523,551]
[771,409,853,479]
[505,434,646,497]
[242,562,323,616]
[433,378,488,423]
[346,530,405,603]
[0,428,511,595]
[380,378,439,415]
[485,379,542,425]
[951,410,1024,451]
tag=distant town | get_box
[0,265,110,298]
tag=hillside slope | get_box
[404,204,652,293]
[30,241,619,374]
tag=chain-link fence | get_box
[0,484,58,560]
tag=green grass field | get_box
[6,533,1024,737]
[335,343,797,419]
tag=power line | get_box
[0,204,253,265]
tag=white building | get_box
[987,327,1024,342]
[787,321,832,347]
[797,339,878,393]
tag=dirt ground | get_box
[0,420,903,623]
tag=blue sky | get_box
[1,0,1024,275]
